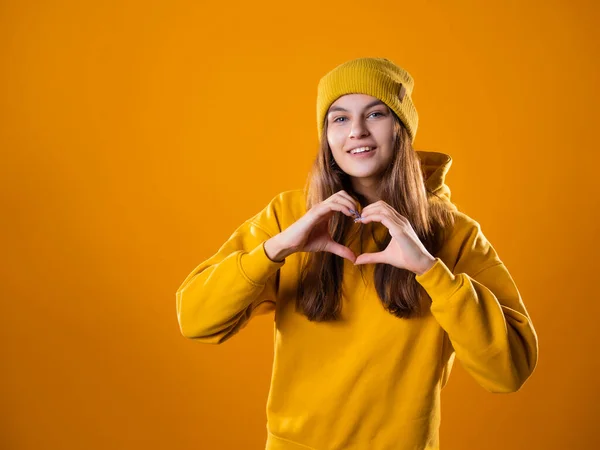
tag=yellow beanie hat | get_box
[316,57,419,143]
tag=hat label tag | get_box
[398,84,406,102]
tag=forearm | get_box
[264,234,296,262]
[176,227,286,343]
[416,259,538,393]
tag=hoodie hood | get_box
[416,150,453,203]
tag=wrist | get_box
[264,235,295,262]
[414,255,437,276]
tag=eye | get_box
[332,111,385,123]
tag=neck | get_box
[351,177,380,205]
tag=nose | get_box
[349,119,369,139]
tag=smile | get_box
[348,147,377,157]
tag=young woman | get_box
[176,57,539,450]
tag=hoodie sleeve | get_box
[175,194,287,344]
[415,215,539,393]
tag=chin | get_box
[341,167,382,178]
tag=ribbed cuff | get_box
[239,241,286,286]
[415,257,463,302]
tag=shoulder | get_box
[448,209,481,237]
[268,189,307,218]
[276,188,307,214]
[442,208,503,274]
[272,188,306,204]
[246,189,306,236]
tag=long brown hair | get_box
[296,111,456,321]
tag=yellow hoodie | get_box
[176,150,538,450]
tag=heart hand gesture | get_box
[353,200,436,275]
[271,190,359,263]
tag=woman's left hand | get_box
[353,200,437,275]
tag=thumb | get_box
[324,241,357,263]
[354,252,385,265]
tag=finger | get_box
[334,198,359,216]
[335,190,358,207]
[361,201,385,214]
[324,241,357,263]
[356,213,392,229]
[327,197,359,217]
[362,203,407,222]
[354,251,385,265]
[314,200,353,219]
[334,191,361,215]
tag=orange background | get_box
[1,0,598,449]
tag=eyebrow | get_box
[327,99,387,115]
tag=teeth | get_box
[350,146,373,154]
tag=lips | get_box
[348,148,377,158]
[346,149,377,155]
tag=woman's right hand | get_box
[267,190,360,263]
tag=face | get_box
[326,94,395,184]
